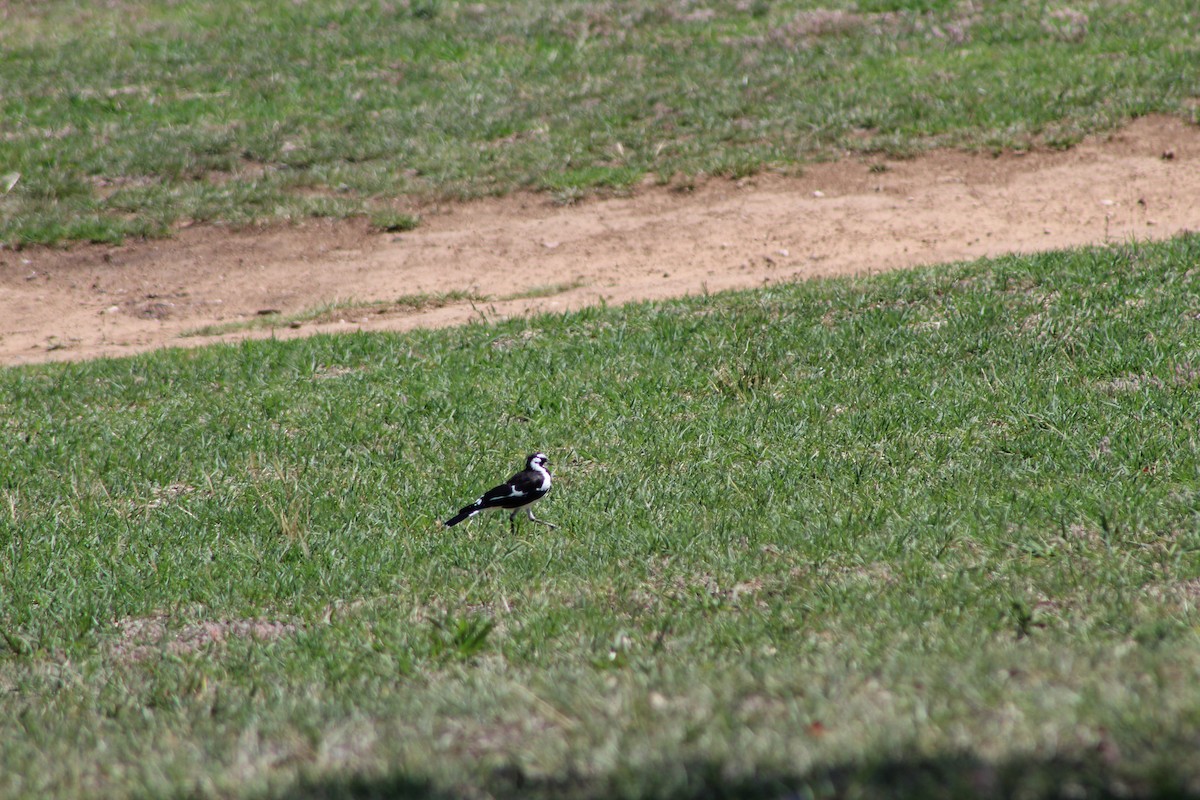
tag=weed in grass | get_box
[429,614,496,662]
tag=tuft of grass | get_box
[503,279,589,301]
[2,235,1200,797]
[368,210,421,233]
[429,614,496,662]
[2,0,1199,244]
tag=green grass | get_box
[368,210,422,233]
[3,235,1200,798]
[2,0,1199,245]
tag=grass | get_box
[504,278,591,301]
[368,211,422,234]
[182,285,586,338]
[181,290,487,337]
[1,0,1199,246]
[2,234,1200,798]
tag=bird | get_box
[443,452,557,533]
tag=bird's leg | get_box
[526,508,558,530]
[509,509,519,534]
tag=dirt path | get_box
[1,115,1197,367]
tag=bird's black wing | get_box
[477,469,540,508]
[444,470,539,527]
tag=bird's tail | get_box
[443,505,480,527]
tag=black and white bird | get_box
[443,452,557,533]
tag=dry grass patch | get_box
[110,614,299,663]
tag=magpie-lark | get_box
[443,452,557,533]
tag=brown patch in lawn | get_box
[110,614,298,663]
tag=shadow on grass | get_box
[266,752,1197,800]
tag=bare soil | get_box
[1,115,1197,367]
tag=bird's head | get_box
[527,452,549,470]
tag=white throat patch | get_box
[530,461,552,492]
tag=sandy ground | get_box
[1,115,1197,367]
